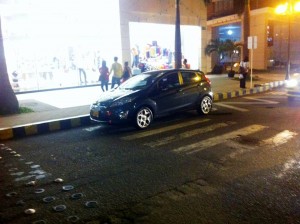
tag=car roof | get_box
[144,68,204,75]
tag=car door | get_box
[153,72,185,115]
[179,71,202,108]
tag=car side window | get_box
[158,72,180,90]
[181,72,200,84]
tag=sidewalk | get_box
[0,72,286,140]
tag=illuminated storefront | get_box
[1,0,207,92]
[1,0,121,92]
[129,22,201,71]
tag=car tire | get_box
[197,95,212,115]
[135,106,153,129]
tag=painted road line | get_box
[145,121,236,148]
[215,102,249,112]
[276,159,299,179]
[222,102,278,105]
[243,96,279,104]
[260,130,297,147]
[121,119,210,141]
[226,130,297,161]
[173,124,267,154]
[224,140,256,160]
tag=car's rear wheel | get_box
[135,106,153,129]
[197,95,212,115]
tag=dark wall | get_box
[208,0,284,20]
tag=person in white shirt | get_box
[239,56,249,88]
[110,56,123,89]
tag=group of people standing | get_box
[98,56,132,92]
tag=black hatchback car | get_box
[90,69,213,129]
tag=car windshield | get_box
[119,73,159,90]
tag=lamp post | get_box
[275,0,300,80]
[175,0,182,69]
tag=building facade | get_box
[207,0,300,70]
[1,0,207,92]
[206,0,300,71]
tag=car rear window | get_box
[181,72,200,84]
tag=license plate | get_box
[92,110,99,117]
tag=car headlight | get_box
[110,97,133,107]
[90,101,99,109]
[286,79,298,88]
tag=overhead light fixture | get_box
[227,30,233,35]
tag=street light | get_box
[275,0,300,80]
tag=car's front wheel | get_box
[135,106,153,129]
[197,95,212,115]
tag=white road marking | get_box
[225,140,255,160]
[215,102,249,112]
[121,119,210,140]
[84,126,102,132]
[173,124,267,154]
[224,130,298,162]
[260,130,297,147]
[276,159,300,178]
[243,96,279,104]
[215,96,279,112]
[145,122,236,148]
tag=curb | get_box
[0,115,92,141]
[0,80,286,141]
[213,80,285,101]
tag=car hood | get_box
[95,88,140,104]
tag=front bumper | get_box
[90,105,132,124]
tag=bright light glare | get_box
[275,2,300,14]
[227,30,233,35]
[234,62,239,67]
[286,79,298,88]
[275,3,288,14]
[294,2,300,12]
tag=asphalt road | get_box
[1,86,300,224]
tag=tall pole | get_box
[286,1,291,80]
[175,0,182,69]
[243,0,250,59]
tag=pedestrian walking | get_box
[131,47,139,67]
[110,56,123,89]
[239,56,249,88]
[122,61,132,83]
[98,60,109,92]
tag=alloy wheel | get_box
[197,96,212,115]
[135,107,153,129]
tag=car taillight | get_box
[204,75,211,85]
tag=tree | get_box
[223,39,242,71]
[205,38,242,74]
[205,38,226,63]
[205,38,228,73]
[0,17,19,115]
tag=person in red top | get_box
[98,60,110,92]
[182,59,190,69]
[122,61,132,83]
